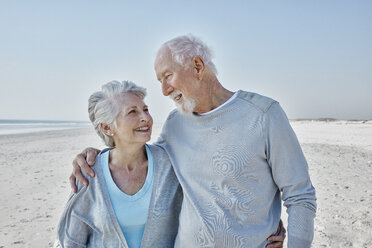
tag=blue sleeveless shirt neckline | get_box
[101,145,154,248]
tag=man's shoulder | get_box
[161,109,181,127]
[237,91,277,113]
[165,109,179,121]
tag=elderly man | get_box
[71,35,316,247]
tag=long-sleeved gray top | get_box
[156,90,317,248]
[56,144,182,248]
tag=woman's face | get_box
[112,93,153,146]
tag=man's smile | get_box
[174,94,182,102]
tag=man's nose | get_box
[161,81,173,96]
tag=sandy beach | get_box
[0,121,371,247]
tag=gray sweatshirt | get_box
[56,144,182,248]
[156,90,317,248]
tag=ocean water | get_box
[0,119,91,135]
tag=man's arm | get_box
[70,147,100,193]
[264,102,317,247]
[266,220,286,248]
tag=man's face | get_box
[154,48,198,114]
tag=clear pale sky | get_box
[1,1,371,122]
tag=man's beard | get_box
[169,90,196,114]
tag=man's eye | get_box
[144,108,149,112]
[128,110,136,114]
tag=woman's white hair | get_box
[162,34,218,75]
[88,80,146,147]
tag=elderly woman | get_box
[56,80,182,247]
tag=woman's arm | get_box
[56,181,92,247]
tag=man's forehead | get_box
[155,47,171,64]
[154,48,174,75]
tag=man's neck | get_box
[194,79,234,114]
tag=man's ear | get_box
[192,56,205,80]
[100,123,113,136]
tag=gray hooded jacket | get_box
[56,144,182,248]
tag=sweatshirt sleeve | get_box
[264,102,317,247]
[56,181,91,248]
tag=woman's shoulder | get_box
[90,147,111,174]
[147,144,175,175]
[74,150,107,193]
[147,144,169,161]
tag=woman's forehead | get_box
[116,93,146,108]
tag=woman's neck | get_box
[109,143,147,171]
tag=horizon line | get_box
[1,117,371,122]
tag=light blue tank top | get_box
[101,145,154,248]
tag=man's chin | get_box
[170,93,196,114]
[175,102,194,115]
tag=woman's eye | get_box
[144,108,149,112]
[128,110,136,114]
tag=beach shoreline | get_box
[0,121,371,247]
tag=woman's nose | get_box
[140,111,151,122]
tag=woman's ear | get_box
[100,123,113,136]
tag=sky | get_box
[1,0,371,122]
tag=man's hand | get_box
[70,147,100,193]
[266,220,286,248]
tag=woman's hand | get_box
[69,147,100,193]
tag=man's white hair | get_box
[162,34,218,75]
[88,80,147,147]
